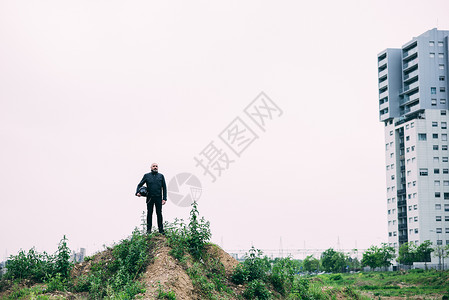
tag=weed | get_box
[156,282,177,299]
[243,279,270,300]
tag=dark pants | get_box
[146,196,163,233]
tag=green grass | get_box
[312,270,449,298]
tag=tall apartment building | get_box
[378,29,449,262]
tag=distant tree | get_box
[379,243,396,270]
[302,255,320,273]
[433,245,449,271]
[415,240,433,266]
[361,245,380,269]
[397,242,416,266]
[321,248,346,273]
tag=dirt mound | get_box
[205,244,239,276]
[138,236,242,299]
[0,236,244,300]
[139,236,195,299]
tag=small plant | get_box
[243,279,270,300]
[156,283,177,299]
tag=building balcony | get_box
[379,101,389,111]
[403,47,418,59]
[398,200,406,206]
[404,69,419,82]
[379,90,389,99]
[400,93,420,106]
[403,105,421,115]
[398,211,407,218]
[378,57,387,68]
[403,58,418,71]
[400,81,419,95]
[379,80,388,89]
[397,189,406,195]
[379,68,388,79]
[398,235,408,242]
[398,224,408,230]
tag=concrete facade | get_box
[379,28,449,263]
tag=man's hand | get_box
[162,200,166,205]
[137,193,141,197]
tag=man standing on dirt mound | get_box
[136,163,167,234]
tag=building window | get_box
[414,216,418,222]
[445,204,449,211]
[391,175,395,180]
[390,130,393,136]
[414,228,418,234]
[434,145,439,150]
[434,157,440,163]
[432,87,437,94]
[437,240,443,245]
[411,122,415,127]
[430,52,435,58]
[441,76,446,81]
[407,147,410,153]
[411,146,415,151]
[444,169,449,174]
[418,133,427,141]
[409,205,412,211]
[446,216,449,221]
[442,122,447,129]
[432,122,438,127]
[432,99,437,106]
[444,192,449,199]
[436,228,442,234]
[442,134,448,141]
[442,110,447,115]
[442,99,447,105]
[435,168,440,174]
[440,64,445,70]
[414,204,418,210]
[436,204,442,210]
[443,145,448,151]
[413,181,416,186]
[436,216,442,221]
[435,180,440,186]
[419,168,428,176]
[443,157,449,162]
[441,87,446,93]
[430,41,435,46]
[444,181,449,186]
[434,134,439,139]
[436,192,441,197]
[446,228,449,233]
[406,136,410,141]
[438,41,444,47]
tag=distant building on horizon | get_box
[378,28,449,264]
[70,248,86,263]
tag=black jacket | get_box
[136,172,167,200]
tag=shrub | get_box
[231,264,250,284]
[4,236,72,283]
[269,257,297,295]
[243,279,270,300]
[72,229,151,299]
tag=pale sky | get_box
[1,0,449,260]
